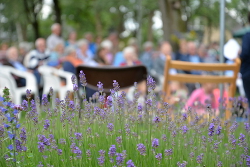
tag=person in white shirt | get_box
[46,23,64,51]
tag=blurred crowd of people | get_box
[1,23,240,114]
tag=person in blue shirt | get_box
[85,32,97,55]
[240,12,250,108]
[6,47,28,86]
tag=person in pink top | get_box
[185,83,217,115]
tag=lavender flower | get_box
[182,125,188,134]
[49,87,53,96]
[79,71,87,86]
[239,133,245,144]
[42,94,49,106]
[137,143,146,155]
[153,116,161,123]
[21,100,28,111]
[107,123,114,132]
[182,113,187,121]
[75,133,82,140]
[196,153,204,164]
[73,84,78,91]
[26,89,32,99]
[246,155,250,167]
[97,81,104,93]
[245,123,250,132]
[155,153,162,161]
[106,96,113,107]
[116,153,124,166]
[0,126,4,138]
[44,119,50,130]
[20,128,27,142]
[71,75,76,84]
[38,142,45,152]
[152,138,159,148]
[216,125,222,135]
[57,149,62,155]
[137,104,143,112]
[113,80,120,92]
[126,160,136,167]
[98,156,105,166]
[99,150,105,156]
[165,149,173,156]
[217,161,222,167]
[208,123,215,136]
[146,99,152,107]
[147,75,156,92]
[108,145,116,157]
[116,136,122,145]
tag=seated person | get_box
[168,81,188,105]
[185,82,218,115]
[47,42,65,67]
[120,46,141,66]
[93,47,110,66]
[5,47,28,87]
[60,46,83,68]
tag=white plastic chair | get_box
[38,66,74,100]
[0,72,15,97]
[0,66,38,104]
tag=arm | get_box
[185,89,200,109]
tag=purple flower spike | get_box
[44,119,50,130]
[153,116,161,123]
[75,133,82,140]
[216,125,222,135]
[246,155,250,166]
[155,153,162,161]
[38,142,45,152]
[196,153,204,164]
[26,89,32,99]
[97,81,104,93]
[165,149,173,156]
[137,143,146,155]
[147,75,156,92]
[152,138,159,148]
[113,80,120,92]
[106,96,113,107]
[107,123,114,132]
[116,153,124,166]
[208,123,215,136]
[108,145,116,157]
[126,160,136,167]
[182,126,188,134]
[79,71,87,86]
[98,156,105,166]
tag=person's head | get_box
[65,46,76,57]
[77,39,89,53]
[6,47,19,61]
[97,47,108,58]
[35,38,46,53]
[54,42,64,54]
[202,82,216,94]
[160,42,172,56]
[100,40,112,52]
[123,46,137,63]
[84,32,93,42]
[1,43,8,51]
[179,39,187,54]
[143,41,153,52]
[108,32,118,42]
[96,36,102,45]
[68,31,77,41]
[51,23,61,36]
[198,44,207,58]
[187,41,197,55]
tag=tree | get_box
[23,0,43,39]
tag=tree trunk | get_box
[16,22,23,42]
[95,12,103,37]
[32,20,40,39]
[53,0,62,24]
[158,0,173,42]
[147,11,154,41]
